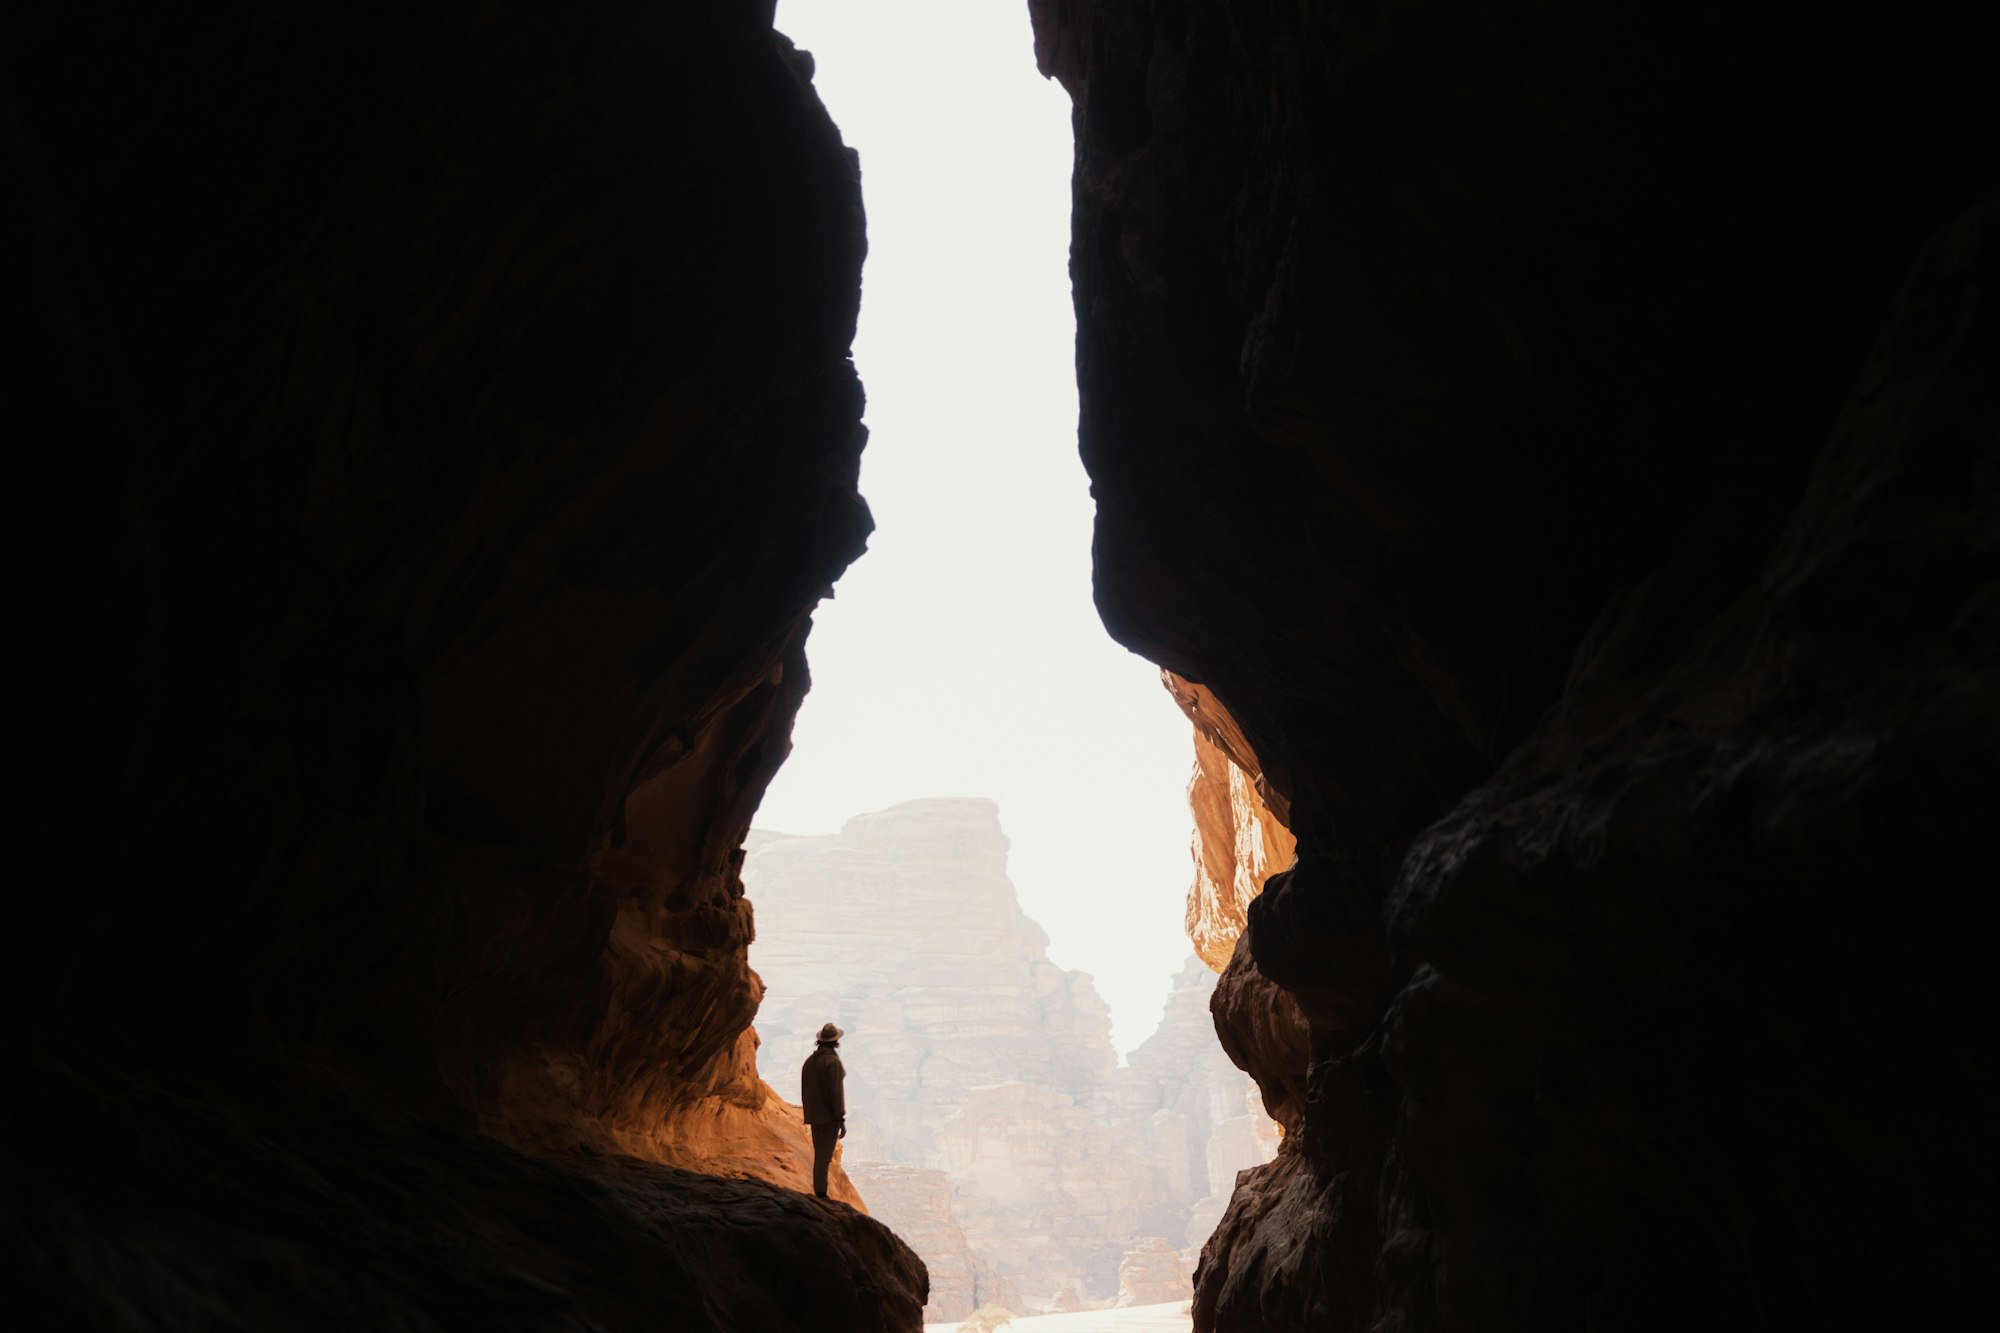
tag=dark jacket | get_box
[800,1044,845,1126]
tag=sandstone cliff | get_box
[11,4,921,1327]
[748,799,1273,1316]
[1167,672,1295,974]
[1031,2,1998,1331]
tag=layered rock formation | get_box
[1117,1237,1196,1308]
[748,800,1274,1317]
[1110,957,1284,1258]
[11,3,919,1327]
[846,1165,1025,1320]
[1031,3,1998,1331]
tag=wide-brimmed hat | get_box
[816,1022,843,1044]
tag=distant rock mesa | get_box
[748,798,1275,1319]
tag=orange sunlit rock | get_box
[1167,671,1296,973]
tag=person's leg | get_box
[811,1124,834,1197]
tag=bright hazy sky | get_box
[756,0,1197,1057]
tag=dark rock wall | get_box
[10,3,921,1327]
[1030,2,1997,1329]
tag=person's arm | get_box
[834,1061,846,1137]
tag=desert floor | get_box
[929,1302,1193,1333]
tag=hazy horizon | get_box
[759,0,1197,1056]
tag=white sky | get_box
[757,0,1197,1057]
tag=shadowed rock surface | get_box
[1030,2,1997,1330]
[10,2,920,1326]
[9,1062,925,1333]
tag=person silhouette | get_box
[800,1022,846,1198]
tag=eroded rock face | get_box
[12,3,920,1326]
[1113,956,1283,1256]
[1116,1237,1195,1308]
[12,1064,927,1333]
[1032,2,1997,1330]
[1171,673,1297,974]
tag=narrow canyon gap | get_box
[754,0,1200,1065]
[7,6,1996,1333]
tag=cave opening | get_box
[16,2,1994,1331]
[736,2,1283,1322]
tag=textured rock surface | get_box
[749,801,1118,1165]
[8,1061,926,1333]
[748,801,1274,1314]
[1032,2,1998,1331]
[935,1080,1155,1309]
[749,800,1142,1309]
[846,1165,1025,1321]
[1169,674,1296,974]
[1112,958,1282,1252]
[1115,1238,1194,1308]
[11,2,917,1326]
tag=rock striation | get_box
[11,3,919,1327]
[1031,2,1999,1332]
[748,800,1274,1317]
[1168,672,1295,975]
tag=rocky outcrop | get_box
[12,1063,927,1333]
[748,800,1143,1309]
[12,3,920,1327]
[1163,677,1308,1206]
[1208,944,1310,1136]
[1170,673,1296,974]
[1116,1237,1194,1307]
[748,800,1117,1166]
[1112,957,1281,1249]
[748,800,1275,1313]
[935,1080,1155,1308]
[1032,2,1997,1331]
[846,1165,1024,1322]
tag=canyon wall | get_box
[747,799,1275,1318]
[1030,2,1998,1331]
[1169,671,1296,974]
[10,4,921,1327]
